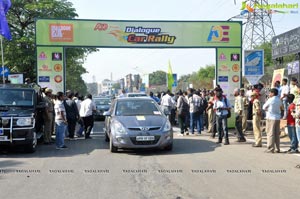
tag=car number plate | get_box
[0,136,8,141]
[0,129,3,135]
[136,136,155,141]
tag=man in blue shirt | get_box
[262,88,283,153]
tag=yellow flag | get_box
[167,60,174,91]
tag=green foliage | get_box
[4,0,96,94]
[149,70,166,86]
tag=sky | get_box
[69,0,299,83]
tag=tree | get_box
[5,0,96,94]
[149,70,166,86]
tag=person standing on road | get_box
[280,78,290,120]
[42,88,54,145]
[80,94,96,139]
[234,88,246,142]
[176,90,189,136]
[54,92,68,149]
[262,88,283,153]
[206,90,215,137]
[213,90,231,145]
[240,88,249,133]
[288,94,299,153]
[64,92,80,140]
[251,91,262,147]
[160,90,175,121]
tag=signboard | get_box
[244,50,264,76]
[245,76,262,85]
[37,47,64,93]
[271,68,285,86]
[172,74,177,87]
[287,60,299,75]
[216,48,242,98]
[0,66,9,77]
[36,19,242,48]
[272,26,300,59]
[8,74,23,84]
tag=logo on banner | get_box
[39,65,52,72]
[49,24,73,42]
[219,53,227,61]
[207,26,230,42]
[38,52,47,60]
[108,26,176,44]
[231,53,240,61]
[52,52,62,61]
[39,76,50,82]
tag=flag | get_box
[0,0,12,40]
[167,60,174,91]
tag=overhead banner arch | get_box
[35,19,242,98]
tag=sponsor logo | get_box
[207,26,230,42]
[232,64,240,72]
[49,24,73,42]
[231,53,240,61]
[219,53,227,61]
[54,75,63,83]
[38,52,47,60]
[54,64,62,72]
[39,65,52,72]
[108,26,176,44]
[219,65,230,71]
[52,52,62,61]
[218,76,229,82]
[240,0,299,15]
[39,76,50,82]
[232,75,240,82]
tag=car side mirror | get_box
[103,111,111,116]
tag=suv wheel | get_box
[25,132,37,153]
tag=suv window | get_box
[0,89,34,106]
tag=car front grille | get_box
[128,127,161,131]
[130,136,160,145]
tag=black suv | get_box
[0,83,45,153]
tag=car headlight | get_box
[111,120,127,134]
[16,118,32,126]
[163,120,171,131]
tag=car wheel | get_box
[164,143,173,151]
[25,132,37,153]
[109,135,118,153]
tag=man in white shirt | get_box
[263,88,283,153]
[80,94,96,139]
[280,78,290,119]
[160,90,175,115]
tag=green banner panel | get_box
[37,47,64,94]
[216,48,242,128]
[36,19,242,48]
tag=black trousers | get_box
[81,115,94,138]
[67,119,77,138]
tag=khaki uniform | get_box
[43,96,54,143]
[242,96,249,132]
[252,98,262,146]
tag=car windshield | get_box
[0,89,34,106]
[94,98,110,105]
[115,100,161,116]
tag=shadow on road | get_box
[116,137,220,156]
[0,134,109,158]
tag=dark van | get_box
[0,83,45,153]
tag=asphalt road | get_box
[0,121,300,199]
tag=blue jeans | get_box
[282,99,288,119]
[55,121,67,148]
[295,126,300,149]
[216,115,228,140]
[190,112,201,133]
[288,125,298,150]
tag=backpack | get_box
[178,96,189,115]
